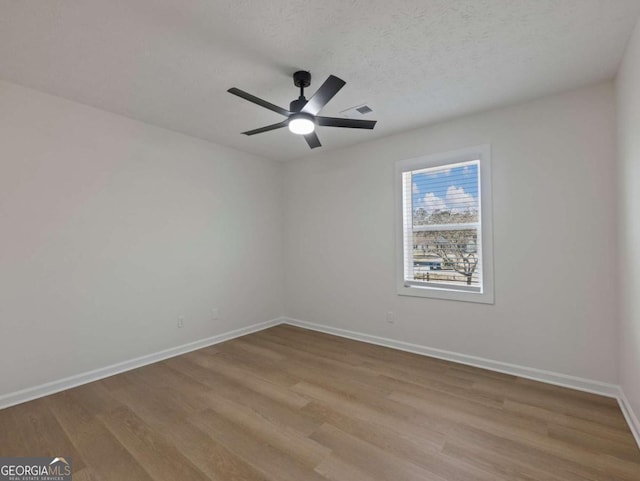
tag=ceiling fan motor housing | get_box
[289,97,308,113]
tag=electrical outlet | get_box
[211,308,219,321]
[386,311,396,324]
[177,315,185,328]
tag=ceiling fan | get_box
[228,71,377,149]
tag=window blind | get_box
[401,160,482,292]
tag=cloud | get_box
[412,182,420,194]
[445,185,476,213]
[422,192,447,214]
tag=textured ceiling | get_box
[1,0,639,161]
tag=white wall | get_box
[0,75,624,400]
[283,82,618,383]
[0,81,283,396]
[617,19,640,421]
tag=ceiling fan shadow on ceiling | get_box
[227,71,377,149]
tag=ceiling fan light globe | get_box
[288,116,315,135]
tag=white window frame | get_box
[395,145,494,304]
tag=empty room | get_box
[2,1,640,480]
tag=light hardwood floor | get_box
[1,324,639,480]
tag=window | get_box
[395,145,494,303]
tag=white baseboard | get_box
[618,389,640,449]
[0,318,282,410]
[282,317,620,398]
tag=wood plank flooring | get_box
[1,324,639,480]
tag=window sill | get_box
[397,283,494,304]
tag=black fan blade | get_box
[228,88,290,117]
[316,117,377,129]
[304,132,322,149]
[301,75,346,115]
[242,121,288,136]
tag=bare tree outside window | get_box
[432,230,478,285]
